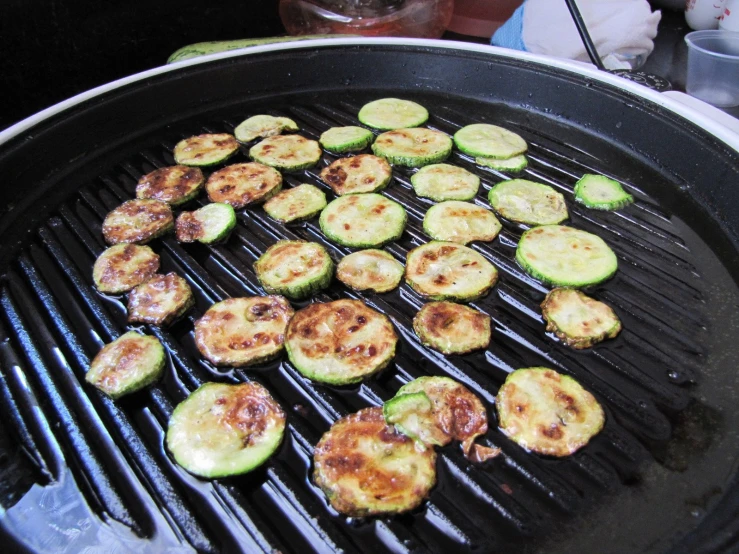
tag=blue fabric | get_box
[491,3,527,52]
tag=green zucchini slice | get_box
[541,288,622,349]
[92,244,160,294]
[254,240,334,300]
[175,203,236,244]
[488,179,568,226]
[413,301,491,355]
[127,273,195,326]
[410,163,480,202]
[166,381,286,478]
[249,135,322,171]
[319,154,392,195]
[205,162,282,209]
[405,242,498,302]
[476,154,528,172]
[319,194,406,248]
[135,165,204,205]
[102,199,174,245]
[357,98,429,130]
[383,392,448,446]
[496,367,605,457]
[195,296,294,367]
[85,331,165,400]
[453,124,527,159]
[263,184,326,223]
[516,225,618,288]
[234,114,299,143]
[313,407,436,516]
[173,133,239,167]
[336,249,404,293]
[372,128,453,168]
[319,126,374,153]
[423,201,502,245]
[574,174,634,211]
[285,299,398,385]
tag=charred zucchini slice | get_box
[516,225,618,287]
[234,114,298,143]
[574,174,634,211]
[254,240,334,300]
[320,154,392,195]
[413,301,491,355]
[453,124,527,159]
[285,299,398,385]
[128,273,195,326]
[336,249,404,293]
[85,331,165,399]
[205,162,282,209]
[423,201,502,245]
[175,203,236,244]
[405,242,498,302]
[488,179,568,226]
[263,184,327,223]
[541,288,622,349]
[173,133,239,167]
[135,165,204,205]
[383,391,448,447]
[319,126,374,153]
[167,382,286,478]
[102,199,174,245]
[496,367,605,457]
[249,135,322,171]
[372,128,453,168]
[313,407,436,516]
[476,154,528,172]
[357,98,429,130]
[195,296,294,367]
[319,194,406,248]
[410,163,480,201]
[92,244,160,294]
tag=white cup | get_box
[719,0,739,31]
[685,0,728,30]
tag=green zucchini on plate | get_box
[541,288,622,349]
[372,128,453,168]
[263,184,327,223]
[173,133,239,167]
[319,126,374,154]
[136,165,204,205]
[454,124,527,159]
[254,240,334,300]
[574,174,634,211]
[413,301,491,355]
[488,179,568,226]
[319,193,406,248]
[205,162,282,209]
[410,163,480,202]
[423,201,502,245]
[357,98,429,130]
[319,154,392,195]
[92,244,160,294]
[476,154,528,172]
[249,135,322,171]
[102,199,174,245]
[127,273,195,326]
[336,249,404,293]
[234,114,299,143]
[175,203,236,244]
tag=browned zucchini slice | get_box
[319,154,392,195]
[102,199,174,245]
[249,135,322,171]
[254,240,334,300]
[234,115,299,143]
[422,201,502,245]
[413,301,491,355]
[135,165,204,205]
[205,162,282,209]
[372,128,453,168]
[173,133,239,167]
[92,244,160,294]
[263,184,327,223]
[128,273,195,326]
[541,288,622,349]
[336,249,404,293]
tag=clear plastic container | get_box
[684,30,739,108]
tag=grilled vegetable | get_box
[574,174,634,210]
[453,124,527,159]
[254,240,334,300]
[541,288,622,349]
[372,128,453,168]
[263,184,327,223]
[488,179,568,226]
[166,382,286,478]
[423,201,502,245]
[516,225,618,287]
[234,114,299,143]
[285,299,397,385]
[410,163,480,201]
[383,391,448,446]
[127,273,195,326]
[102,199,174,245]
[413,301,491,355]
[135,165,204,205]
[336,249,404,293]
[175,203,236,244]
[205,162,282,209]
[313,407,436,516]
[319,154,392,195]
[496,367,605,457]
[85,331,165,399]
[195,296,294,367]
[357,98,429,130]
[476,154,528,172]
[319,126,374,153]
[92,244,160,294]
[319,194,406,248]
[249,135,321,171]
[405,242,498,302]
[173,133,239,167]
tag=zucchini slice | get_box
[453,124,527,159]
[496,367,605,457]
[319,194,406,249]
[85,331,165,399]
[167,382,286,478]
[313,407,436,516]
[476,154,528,172]
[173,133,239,167]
[357,98,429,130]
[488,179,569,226]
[410,163,480,202]
[516,225,618,288]
[383,392,448,446]
[254,240,334,300]
[372,128,453,168]
[263,184,327,223]
[574,174,634,211]
[319,154,392,196]
[405,242,498,302]
[175,203,236,244]
[249,135,322,171]
[319,126,374,153]
[128,273,195,326]
[102,199,174,245]
[136,165,205,205]
[285,299,398,385]
[194,296,294,367]
[541,288,622,349]
[413,301,491,355]
[336,249,404,293]
[92,244,160,294]
[423,201,502,245]
[205,162,282,209]
[234,114,299,143]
